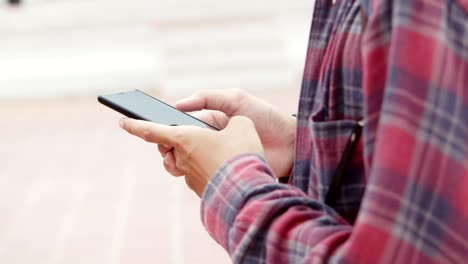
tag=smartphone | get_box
[98,90,219,130]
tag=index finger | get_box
[119,118,177,145]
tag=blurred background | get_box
[0,0,313,263]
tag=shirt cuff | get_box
[200,153,276,251]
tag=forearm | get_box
[201,154,351,263]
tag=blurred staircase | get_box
[0,0,314,99]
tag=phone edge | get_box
[97,95,149,121]
[98,91,220,131]
[133,89,220,131]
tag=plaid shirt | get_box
[201,0,468,263]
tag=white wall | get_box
[0,0,314,99]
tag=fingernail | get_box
[119,119,125,128]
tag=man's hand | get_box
[120,116,264,197]
[169,89,296,178]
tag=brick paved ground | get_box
[0,88,299,264]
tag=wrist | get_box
[278,115,296,179]
[288,115,297,170]
[285,114,297,150]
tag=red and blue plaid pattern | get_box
[200,0,468,263]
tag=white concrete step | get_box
[0,26,163,99]
[158,19,278,53]
[0,0,314,99]
[155,16,307,94]
[162,69,297,94]
[0,0,313,33]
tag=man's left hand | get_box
[120,116,264,197]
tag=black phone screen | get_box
[98,90,219,130]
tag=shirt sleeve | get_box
[200,154,351,263]
[200,0,468,263]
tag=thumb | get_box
[175,89,246,116]
[175,95,205,112]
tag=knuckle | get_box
[172,130,182,140]
[196,89,209,98]
[157,144,164,152]
[171,131,186,148]
[142,128,153,142]
[174,158,187,172]
[184,145,195,159]
[158,145,168,155]
[230,88,247,101]
[175,143,194,162]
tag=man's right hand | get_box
[159,89,296,179]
